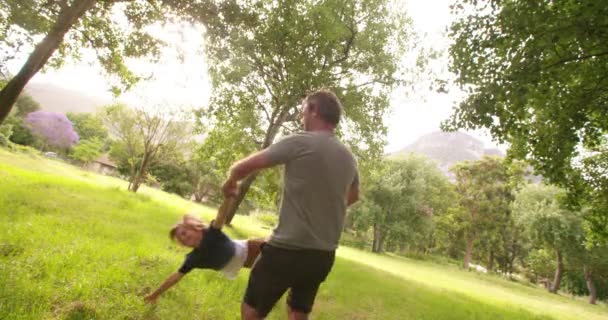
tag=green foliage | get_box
[101,103,142,177]
[351,153,453,252]
[100,103,190,192]
[512,184,583,253]
[445,0,608,182]
[0,0,175,93]
[69,137,104,164]
[578,139,608,241]
[433,206,466,259]
[562,243,608,301]
[3,114,35,146]
[450,156,527,268]
[444,0,608,240]
[14,94,41,117]
[525,249,556,282]
[196,0,414,210]
[66,112,108,141]
[149,155,195,198]
[0,121,12,138]
[0,131,8,147]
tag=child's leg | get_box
[244,238,266,268]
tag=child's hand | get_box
[144,293,158,304]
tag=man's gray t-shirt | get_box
[265,131,358,251]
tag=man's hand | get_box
[144,293,158,304]
[222,178,239,197]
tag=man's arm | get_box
[222,150,274,197]
[144,272,185,304]
[346,183,359,206]
[346,172,360,207]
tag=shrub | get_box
[0,134,9,147]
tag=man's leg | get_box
[287,305,309,320]
[285,249,335,318]
[242,244,290,319]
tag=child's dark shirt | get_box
[178,224,235,274]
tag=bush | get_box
[0,134,9,147]
[4,116,36,146]
[69,138,104,164]
[0,123,13,139]
[12,144,40,155]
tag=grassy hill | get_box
[1,148,606,319]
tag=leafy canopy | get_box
[444,0,608,185]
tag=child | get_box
[144,198,264,304]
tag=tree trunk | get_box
[464,235,474,269]
[224,172,259,224]
[193,189,204,202]
[129,151,152,193]
[549,250,563,293]
[378,232,386,253]
[508,250,517,275]
[487,249,494,272]
[224,110,291,224]
[584,266,597,304]
[372,223,385,253]
[0,0,96,124]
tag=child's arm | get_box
[211,197,235,230]
[144,272,185,304]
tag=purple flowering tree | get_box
[25,111,79,151]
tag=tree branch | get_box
[545,51,608,69]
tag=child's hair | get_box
[169,214,206,242]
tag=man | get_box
[222,90,360,320]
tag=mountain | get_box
[24,82,111,114]
[390,131,505,178]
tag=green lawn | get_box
[1,148,607,319]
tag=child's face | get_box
[175,225,202,248]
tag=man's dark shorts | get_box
[243,243,335,317]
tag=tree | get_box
[148,141,199,198]
[350,154,453,253]
[571,242,608,304]
[24,111,79,151]
[512,184,584,293]
[66,112,108,141]
[0,0,222,124]
[443,0,608,237]
[578,138,608,241]
[69,137,103,164]
[0,92,40,145]
[450,156,525,269]
[199,0,413,224]
[101,103,189,192]
[2,114,36,146]
[14,94,41,117]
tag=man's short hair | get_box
[305,90,343,125]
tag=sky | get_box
[9,0,502,153]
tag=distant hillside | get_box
[24,82,111,114]
[391,131,505,178]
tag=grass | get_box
[1,148,607,319]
